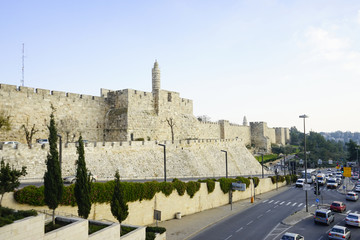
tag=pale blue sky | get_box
[1,0,360,132]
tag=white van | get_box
[316,173,326,185]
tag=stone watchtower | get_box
[152,60,160,114]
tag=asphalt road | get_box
[189,173,360,240]
[190,184,307,240]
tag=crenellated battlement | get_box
[0,83,103,102]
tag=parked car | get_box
[36,139,49,144]
[327,178,338,189]
[345,212,360,227]
[63,174,97,183]
[281,232,304,240]
[354,185,360,192]
[346,191,358,201]
[328,225,351,239]
[314,209,335,225]
[336,177,342,185]
[330,201,346,212]
[0,141,19,148]
[352,173,359,180]
[295,179,305,188]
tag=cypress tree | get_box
[111,170,129,231]
[74,135,91,218]
[44,111,63,225]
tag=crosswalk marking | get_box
[292,202,297,206]
[274,201,279,204]
[286,202,291,206]
[280,201,285,205]
[346,210,351,214]
[269,200,274,203]
[298,203,303,207]
[263,199,269,203]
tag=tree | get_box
[58,116,79,143]
[0,160,27,206]
[111,170,128,233]
[346,139,359,162]
[166,117,175,143]
[44,110,63,225]
[74,135,91,219]
[22,118,39,149]
[0,111,11,132]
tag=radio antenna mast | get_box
[21,43,24,87]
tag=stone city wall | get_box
[0,84,106,143]
[0,83,289,151]
[0,139,268,181]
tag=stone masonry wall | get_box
[0,84,106,143]
[0,139,269,181]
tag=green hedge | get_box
[14,176,283,206]
[198,179,216,193]
[255,154,279,163]
[0,207,38,227]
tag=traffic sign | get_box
[318,159,322,165]
[316,198,319,203]
[232,182,246,191]
[328,159,333,164]
[303,184,311,191]
[343,167,351,177]
[299,159,303,165]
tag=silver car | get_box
[328,225,351,240]
[346,191,358,201]
[63,174,97,183]
[345,213,360,227]
[281,232,304,240]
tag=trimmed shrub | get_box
[159,182,174,197]
[186,181,201,198]
[172,179,186,196]
[249,177,260,188]
[198,179,216,193]
[236,176,250,188]
[219,178,237,194]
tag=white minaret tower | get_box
[243,116,248,126]
[152,60,160,114]
[152,60,160,93]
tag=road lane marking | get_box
[263,199,269,203]
[280,201,285,205]
[292,202,297,206]
[298,203,303,207]
[274,205,278,208]
[224,235,232,240]
[346,210,351,214]
[318,236,324,240]
[286,202,291,206]
[247,220,253,225]
[355,211,358,214]
[257,214,263,219]
[236,227,243,233]
[266,209,271,213]
[274,201,279,204]
[269,200,274,203]
[311,204,315,207]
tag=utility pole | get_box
[21,43,25,87]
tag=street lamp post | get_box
[158,144,167,182]
[299,114,309,212]
[261,152,264,178]
[221,150,228,178]
[57,134,62,172]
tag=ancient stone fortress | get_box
[0,61,289,180]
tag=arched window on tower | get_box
[168,92,172,102]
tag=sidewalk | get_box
[153,186,290,240]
